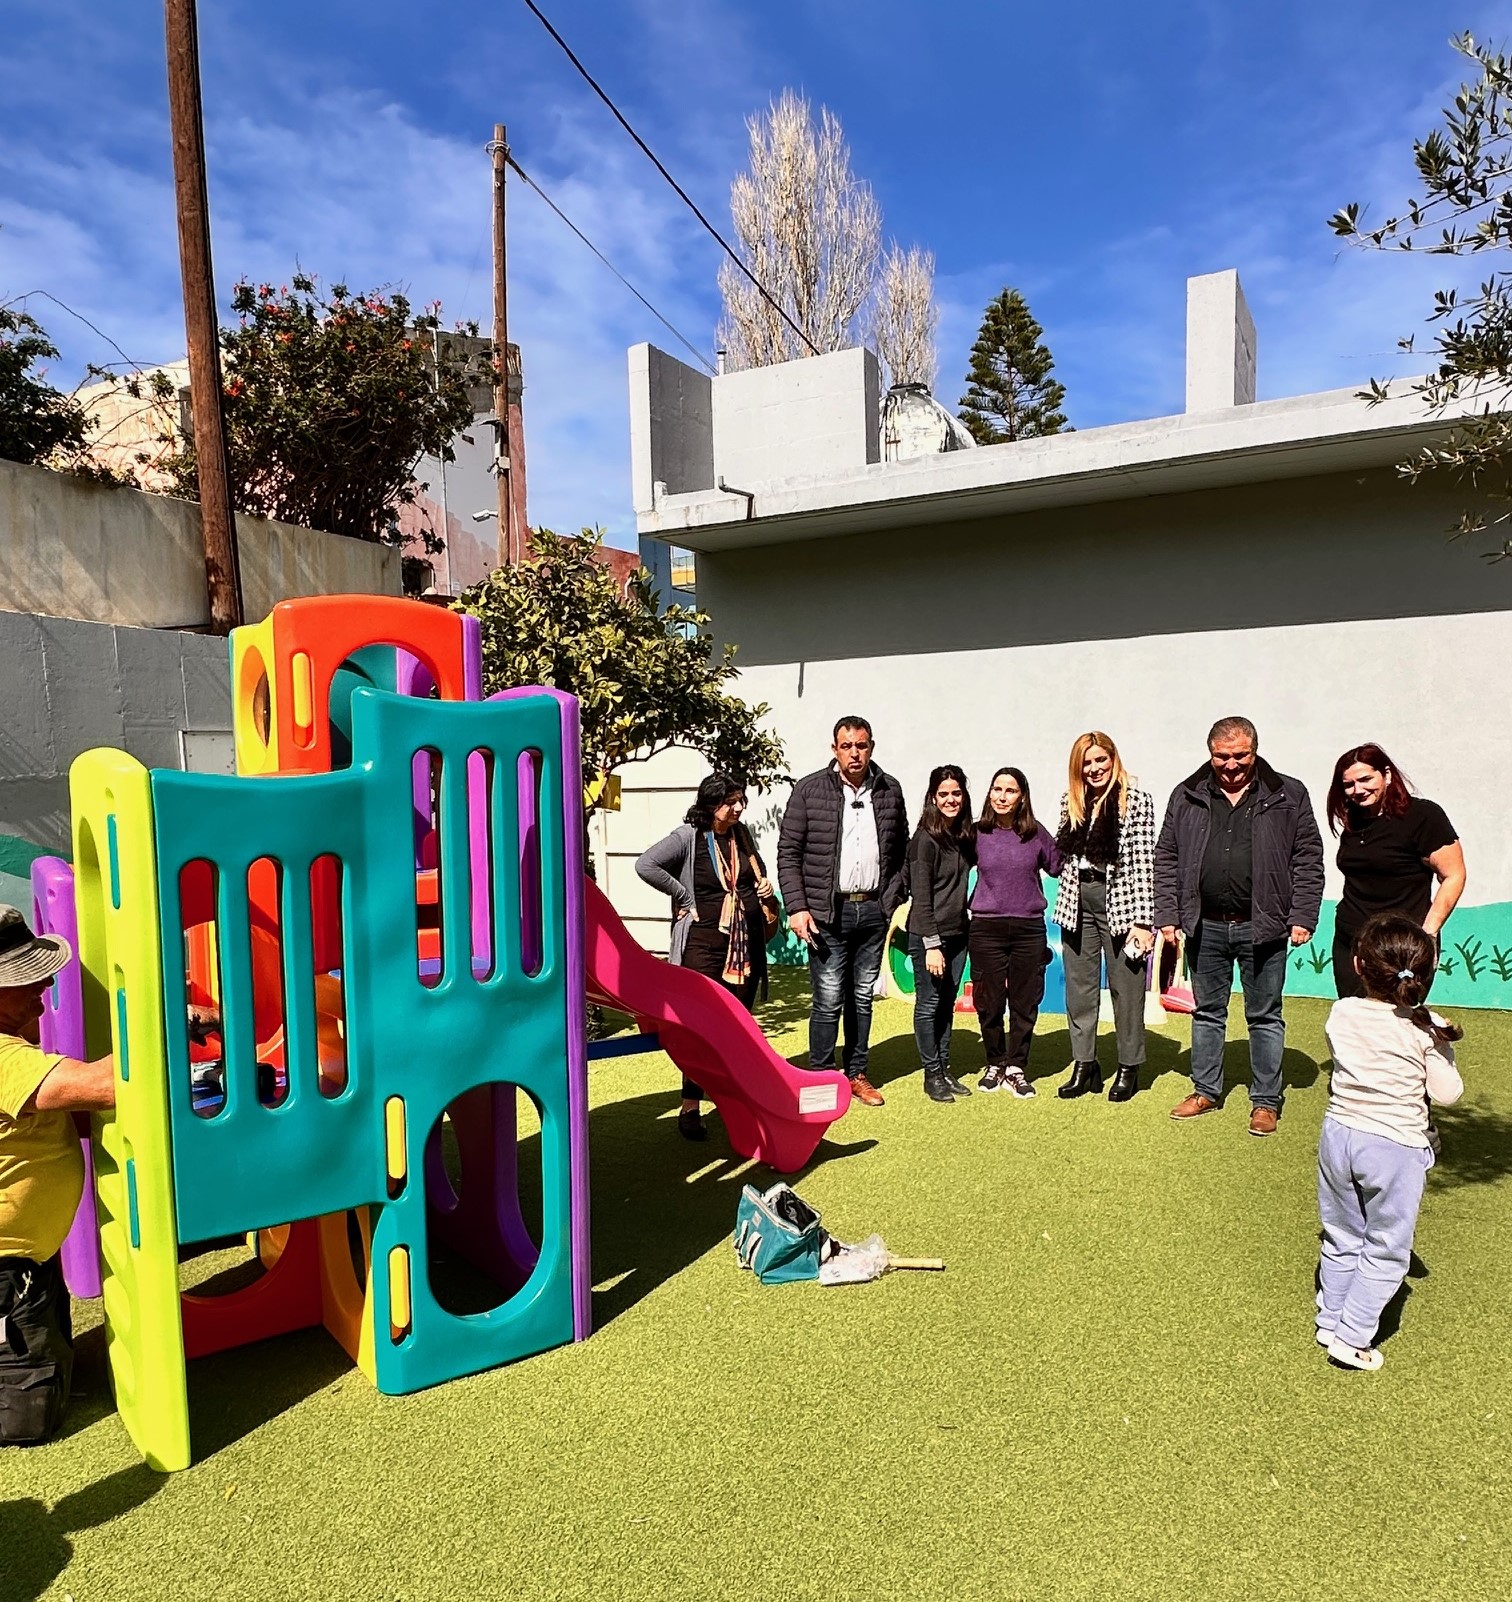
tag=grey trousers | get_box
[1060,877,1147,1066]
[1317,1116,1433,1350]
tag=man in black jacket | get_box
[1154,716,1324,1136]
[777,718,909,1107]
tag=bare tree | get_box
[717,91,882,369]
[872,244,938,390]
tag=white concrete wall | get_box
[695,465,1512,920]
[628,345,715,516]
[711,347,881,491]
[0,457,400,629]
[1187,269,1256,411]
[588,745,707,956]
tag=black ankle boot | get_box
[923,1070,955,1103]
[1108,1065,1140,1102]
[1057,1062,1103,1100]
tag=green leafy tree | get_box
[126,273,489,548]
[453,528,786,810]
[958,288,1069,444]
[1330,33,1512,558]
[0,305,92,467]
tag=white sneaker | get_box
[1327,1335,1384,1371]
[1006,1071,1035,1098]
[1315,1327,1333,1348]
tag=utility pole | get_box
[164,0,243,632]
[488,123,515,566]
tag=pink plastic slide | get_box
[583,881,851,1171]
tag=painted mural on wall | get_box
[767,888,1512,1013]
[1283,899,1512,1010]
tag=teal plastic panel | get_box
[152,687,576,1388]
[151,765,387,1243]
[343,690,575,1394]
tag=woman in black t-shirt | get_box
[1326,743,1466,998]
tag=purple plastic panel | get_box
[490,687,590,1339]
[516,750,543,977]
[30,858,103,1299]
[460,614,482,703]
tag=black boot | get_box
[940,1069,972,1098]
[923,1070,955,1103]
[1057,1062,1103,1100]
[1108,1065,1140,1102]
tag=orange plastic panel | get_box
[259,597,474,776]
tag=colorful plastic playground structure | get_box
[32,595,851,1471]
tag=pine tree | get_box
[957,288,1069,443]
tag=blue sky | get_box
[2,0,1505,545]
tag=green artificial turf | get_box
[4,977,1511,1601]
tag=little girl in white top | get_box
[1317,912,1464,1370]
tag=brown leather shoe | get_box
[1249,1107,1279,1137]
[849,1073,885,1108]
[1170,1093,1217,1120]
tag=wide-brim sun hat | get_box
[0,904,72,987]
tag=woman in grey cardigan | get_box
[636,773,774,1140]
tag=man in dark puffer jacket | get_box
[777,717,909,1107]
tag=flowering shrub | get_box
[133,272,490,545]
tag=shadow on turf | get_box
[1426,1102,1512,1190]
[586,1087,877,1327]
[858,1020,1321,1103]
[0,1462,161,1602]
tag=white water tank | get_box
[881,382,976,463]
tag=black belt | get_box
[1078,869,1106,882]
[1204,909,1250,924]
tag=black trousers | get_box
[969,916,1049,1069]
[0,1254,74,1445]
[680,916,761,1100]
[1332,927,1364,999]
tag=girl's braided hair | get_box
[1352,912,1462,1045]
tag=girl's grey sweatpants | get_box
[1316,1115,1434,1350]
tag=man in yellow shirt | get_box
[0,904,114,1445]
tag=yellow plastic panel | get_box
[71,748,191,1472]
[231,616,280,776]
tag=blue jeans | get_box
[808,899,887,1077]
[1187,916,1288,1109]
[908,933,969,1071]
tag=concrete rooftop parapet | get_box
[634,374,1483,550]
[629,342,881,518]
[1187,269,1257,412]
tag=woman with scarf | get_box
[636,773,773,1140]
[1053,732,1157,1103]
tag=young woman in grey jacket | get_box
[635,772,774,1140]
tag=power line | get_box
[3,288,156,376]
[507,153,717,376]
[518,0,820,358]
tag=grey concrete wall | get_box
[694,465,1512,912]
[0,609,231,853]
[628,345,715,515]
[0,457,400,629]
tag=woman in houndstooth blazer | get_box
[1052,732,1156,1103]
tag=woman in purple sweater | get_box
[969,767,1063,1096]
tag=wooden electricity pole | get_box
[164,0,243,631]
[489,123,515,566]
